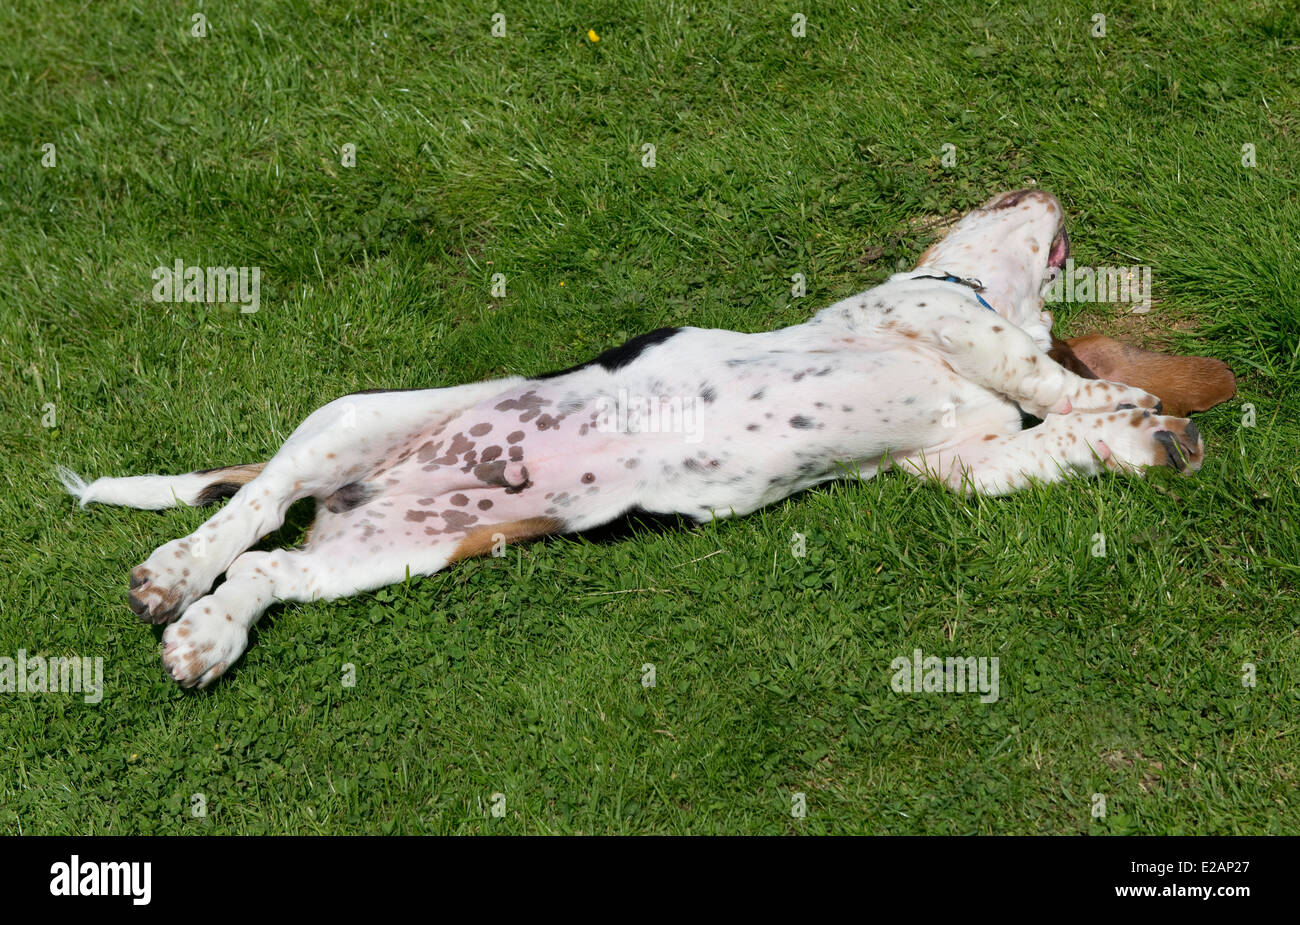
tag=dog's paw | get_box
[161,601,249,688]
[1018,368,1074,417]
[1093,410,1203,474]
[128,567,187,624]
[129,537,213,624]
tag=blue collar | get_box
[913,273,998,313]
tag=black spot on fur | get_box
[535,327,683,379]
[195,481,243,505]
[789,415,814,429]
[326,481,372,513]
[1019,410,1044,430]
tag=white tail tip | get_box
[56,466,92,507]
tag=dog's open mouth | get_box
[1047,226,1069,270]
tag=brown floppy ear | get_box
[1049,334,1236,417]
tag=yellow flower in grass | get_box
[587,29,600,42]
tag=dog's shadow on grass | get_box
[563,509,694,546]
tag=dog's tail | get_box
[57,463,266,510]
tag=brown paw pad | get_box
[127,573,185,624]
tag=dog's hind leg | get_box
[127,378,525,624]
[160,516,561,687]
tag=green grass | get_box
[1,0,1298,834]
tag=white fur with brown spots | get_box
[59,189,1204,687]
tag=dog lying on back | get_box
[59,189,1235,687]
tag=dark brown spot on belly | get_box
[442,509,479,531]
[473,460,509,487]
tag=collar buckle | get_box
[912,272,998,313]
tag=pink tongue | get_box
[1048,228,1070,268]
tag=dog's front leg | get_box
[898,408,1204,496]
[881,305,1161,417]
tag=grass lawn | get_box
[1,0,1297,834]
